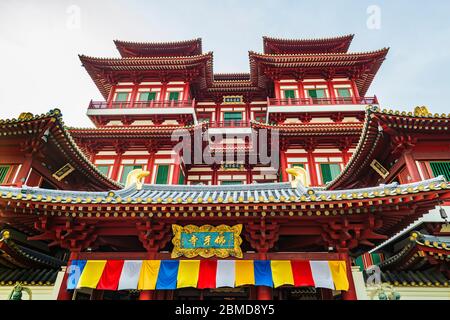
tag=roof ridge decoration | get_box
[114,38,202,57]
[263,34,355,54]
[0,176,446,206]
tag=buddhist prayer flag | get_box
[235,260,255,286]
[328,261,349,291]
[77,260,107,289]
[254,260,273,287]
[71,259,349,292]
[97,260,124,291]
[197,260,217,289]
[67,260,87,290]
[291,260,314,287]
[177,260,200,288]
[270,260,294,288]
[216,260,235,287]
[310,261,335,289]
[118,260,142,290]
[138,260,161,290]
[156,260,179,290]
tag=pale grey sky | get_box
[1,0,449,127]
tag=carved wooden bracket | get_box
[136,220,171,252]
[244,219,279,253]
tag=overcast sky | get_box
[1,0,449,127]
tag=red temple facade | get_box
[0,35,449,300]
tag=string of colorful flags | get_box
[67,260,349,291]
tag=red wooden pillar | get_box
[129,84,139,108]
[404,150,421,182]
[280,150,288,182]
[110,153,123,182]
[274,80,281,100]
[212,164,219,185]
[350,80,359,104]
[327,80,336,104]
[145,152,155,184]
[171,162,181,185]
[57,251,78,300]
[245,102,251,123]
[297,80,305,99]
[183,82,190,101]
[338,249,357,301]
[306,150,319,186]
[246,165,252,184]
[160,82,168,102]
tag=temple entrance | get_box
[174,287,251,300]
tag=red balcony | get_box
[268,96,378,106]
[88,99,196,110]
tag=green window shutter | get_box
[0,165,10,184]
[221,180,243,185]
[308,89,317,98]
[224,112,243,121]
[320,163,341,184]
[308,89,326,98]
[155,165,169,184]
[115,92,129,102]
[430,162,450,180]
[337,88,351,98]
[283,90,295,99]
[169,92,180,101]
[139,92,156,101]
[178,171,185,185]
[120,165,142,184]
[329,163,341,180]
[291,163,305,169]
[96,165,110,176]
[315,89,326,98]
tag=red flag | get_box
[291,260,314,287]
[97,260,125,290]
[197,260,217,289]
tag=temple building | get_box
[0,35,449,300]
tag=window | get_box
[291,163,305,169]
[254,114,266,122]
[155,165,169,184]
[283,90,296,99]
[178,171,185,185]
[120,165,143,184]
[307,89,326,99]
[221,180,243,185]
[223,112,243,121]
[139,92,157,101]
[96,165,110,177]
[168,92,180,101]
[115,92,129,102]
[320,163,341,184]
[337,88,351,98]
[0,165,10,184]
[430,161,450,180]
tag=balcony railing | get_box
[88,99,196,110]
[207,121,251,128]
[268,96,378,106]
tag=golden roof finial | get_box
[18,112,34,121]
[286,166,310,189]
[414,106,430,117]
[125,169,150,190]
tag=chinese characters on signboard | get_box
[171,224,243,258]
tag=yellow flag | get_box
[235,260,255,286]
[177,260,200,288]
[271,260,294,288]
[138,260,161,290]
[77,260,107,289]
[328,261,349,291]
